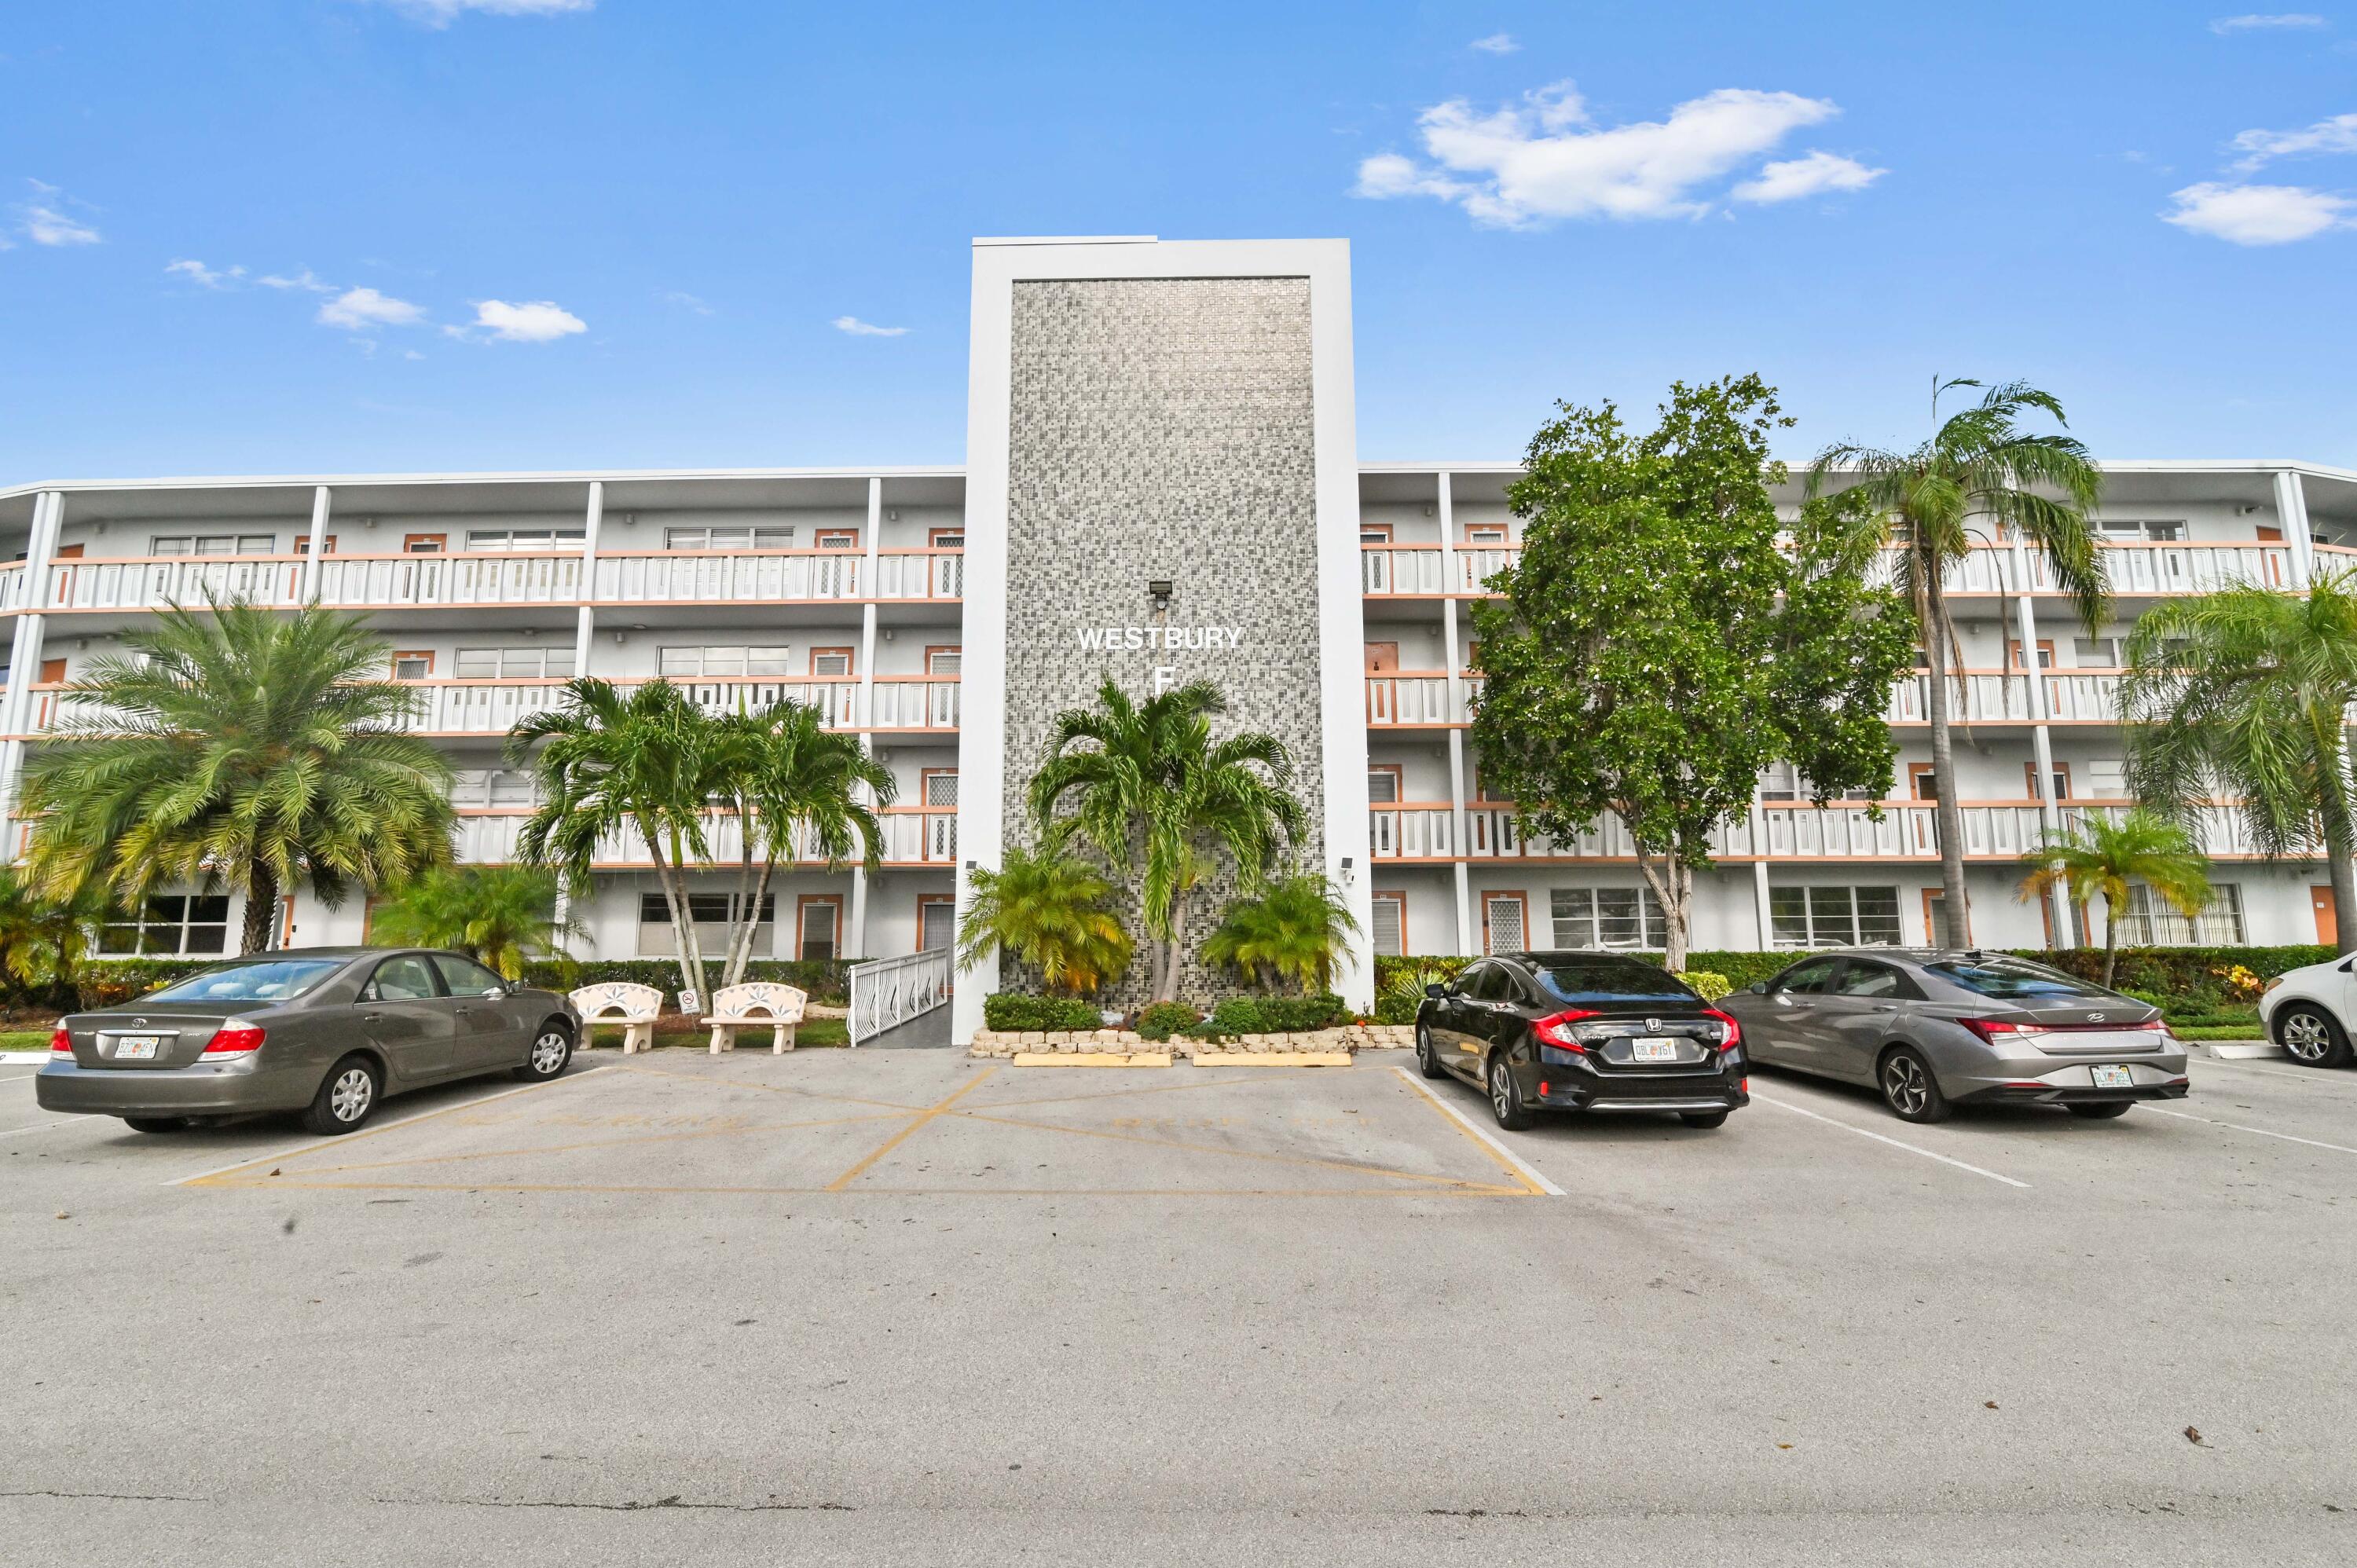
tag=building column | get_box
[847,476,884,961]
[302,485,332,601]
[1435,471,1474,954]
[0,490,65,836]
[2011,534,2073,947]
[573,480,603,677]
[2275,468,2316,590]
[1752,859,1773,951]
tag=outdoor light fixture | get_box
[1339,855,1356,885]
[1147,578,1173,610]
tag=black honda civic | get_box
[1415,951,1749,1130]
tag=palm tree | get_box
[368,865,587,980]
[956,843,1133,997]
[510,679,729,1000]
[2018,810,2210,987]
[1028,680,1306,1002]
[711,699,896,988]
[0,868,111,1018]
[1200,872,1361,995]
[2120,570,2357,956]
[1809,379,2108,946]
[22,599,455,954]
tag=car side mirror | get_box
[482,986,507,999]
[1424,983,1450,1000]
[1747,982,1767,995]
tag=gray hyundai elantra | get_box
[37,947,582,1136]
[1715,949,2189,1123]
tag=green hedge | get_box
[1182,992,1351,1039]
[1134,1002,1201,1042]
[983,993,1106,1032]
[71,954,854,1011]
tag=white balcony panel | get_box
[1365,674,1453,725]
[592,551,860,604]
[873,551,965,600]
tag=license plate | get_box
[112,1035,160,1060]
[1633,1037,1680,1064]
[2091,1064,2133,1089]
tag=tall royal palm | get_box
[1029,680,1305,1002]
[510,678,730,998]
[1810,379,2108,945]
[22,600,454,954]
[2121,570,2357,957]
[712,699,896,987]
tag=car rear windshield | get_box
[137,958,346,1005]
[1923,955,2114,1001]
[1533,957,1700,1006]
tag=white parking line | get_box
[1750,1093,2031,1189]
[2200,1057,2357,1093]
[1389,1066,1565,1196]
[0,1115,95,1139]
[2145,1105,2357,1156]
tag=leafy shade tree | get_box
[956,843,1134,997]
[0,869,112,1017]
[23,599,455,954]
[368,865,587,981]
[1029,680,1306,1002]
[1200,872,1361,996]
[2121,570,2357,957]
[1470,376,1915,971]
[710,699,896,988]
[511,679,730,1000]
[1809,379,2108,946]
[2018,810,2211,987]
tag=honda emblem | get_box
[1646,1017,1660,1032]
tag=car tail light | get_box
[1959,1017,2044,1044]
[49,1026,71,1054]
[200,1024,266,1057]
[1703,1009,1743,1050]
[1533,1009,1599,1050]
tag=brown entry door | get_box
[2315,885,2339,947]
[1364,643,1399,674]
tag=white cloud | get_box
[317,286,427,329]
[1732,149,1886,203]
[367,0,595,25]
[466,299,587,342]
[1352,80,1851,225]
[2209,13,2328,32]
[832,315,909,336]
[1469,33,1519,53]
[2230,111,2357,167]
[258,268,337,293]
[2162,180,2356,243]
[164,258,244,288]
[661,289,714,315]
[16,182,101,247]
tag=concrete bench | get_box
[570,983,664,1055]
[706,982,807,1054]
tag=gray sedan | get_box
[1716,949,2190,1123]
[37,947,582,1136]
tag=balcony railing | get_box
[452,807,957,869]
[1369,800,2258,863]
[1360,544,1523,596]
[1365,672,1457,725]
[27,548,964,614]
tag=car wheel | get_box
[1416,1025,1446,1079]
[1678,1111,1729,1129]
[2277,1005,2353,1068]
[2067,1101,2133,1119]
[302,1054,380,1136]
[513,1024,574,1083]
[1878,1046,1952,1124]
[123,1116,191,1134]
[1487,1053,1534,1131]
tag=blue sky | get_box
[3,1,2354,481]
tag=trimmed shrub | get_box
[1676,970,1732,1002]
[983,993,1104,1032]
[1134,1001,1201,1042]
[1182,991,1349,1039]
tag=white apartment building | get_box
[2,237,2351,1040]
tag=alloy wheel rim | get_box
[330,1068,372,1123]
[2284,1014,2328,1061]
[1884,1057,1927,1115]
[532,1031,569,1072]
[1491,1064,1510,1118]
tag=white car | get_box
[2260,956,2357,1068]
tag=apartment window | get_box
[403,533,446,554]
[450,768,537,808]
[1371,892,1406,957]
[100,894,231,957]
[1366,765,1402,805]
[2099,519,2185,543]
[1759,762,1871,804]
[151,533,276,556]
[465,528,585,552]
[926,646,962,676]
[659,645,792,678]
[390,650,434,681]
[809,647,853,678]
[814,529,860,550]
[2025,761,2072,801]
[2113,884,2245,946]
[2088,759,2129,799]
[922,770,960,809]
[454,646,574,680]
[637,892,773,958]
[2006,639,2054,670]
[1771,885,1902,948]
[2074,636,2122,667]
[1464,525,1510,545]
[1551,887,1668,951]
[665,525,794,551]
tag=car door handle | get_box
[362,1011,384,1022]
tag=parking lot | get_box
[5,1045,2356,1566]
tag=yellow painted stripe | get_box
[821,1067,999,1191]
